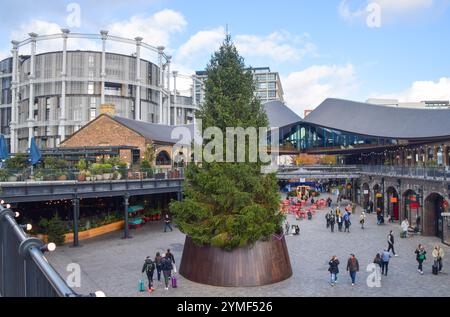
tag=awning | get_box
[128,205,145,213]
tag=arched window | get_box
[156,151,171,166]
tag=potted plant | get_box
[34,170,44,181]
[57,171,68,181]
[102,163,113,180]
[85,170,92,181]
[77,170,86,181]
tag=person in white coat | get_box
[401,219,409,238]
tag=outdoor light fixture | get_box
[93,291,106,297]
[0,200,4,204]
[14,212,20,218]
[21,224,33,231]
[41,243,56,253]
[6,204,11,209]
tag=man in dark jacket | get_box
[141,257,155,291]
[329,213,336,233]
[160,256,173,290]
[346,254,360,286]
[387,231,397,256]
[328,256,340,286]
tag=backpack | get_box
[145,260,155,273]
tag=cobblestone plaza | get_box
[47,194,450,297]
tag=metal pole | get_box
[123,194,131,239]
[73,197,80,247]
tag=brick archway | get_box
[386,187,399,221]
[423,193,445,238]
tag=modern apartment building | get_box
[194,66,284,105]
[0,30,199,153]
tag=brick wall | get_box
[60,115,147,164]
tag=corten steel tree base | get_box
[179,235,293,287]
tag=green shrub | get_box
[39,215,66,245]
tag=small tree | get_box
[144,143,156,166]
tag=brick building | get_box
[60,114,194,167]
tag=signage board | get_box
[376,193,383,198]
[390,197,398,203]
[363,190,369,195]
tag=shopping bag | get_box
[171,275,177,288]
[138,279,145,292]
[173,265,177,274]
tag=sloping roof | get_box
[113,116,195,145]
[304,98,450,139]
[264,100,303,128]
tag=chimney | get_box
[100,104,116,116]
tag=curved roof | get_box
[304,98,450,139]
[264,100,303,128]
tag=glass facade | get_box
[278,122,397,150]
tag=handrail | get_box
[0,203,78,297]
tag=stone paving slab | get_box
[47,194,450,297]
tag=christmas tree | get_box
[170,36,283,250]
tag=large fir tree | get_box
[170,36,283,250]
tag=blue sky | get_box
[1,0,450,116]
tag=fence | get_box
[360,165,450,180]
[0,203,77,297]
[0,167,185,183]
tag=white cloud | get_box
[5,10,187,63]
[282,64,358,117]
[371,77,450,102]
[176,27,226,65]
[107,9,187,49]
[339,0,439,24]
[235,31,316,63]
[373,0,433,13]
[175,27,317,70]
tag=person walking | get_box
[381,249,391,276]
[401,219,409,238]
[141,256,155,292]
[154,252,163,282]
[346,254,359,286]
[164,214,173,232]
[337,210,343,232]
[360,212,366,229]
[329,213,336,233]
[160,255,173,290]
[344,212,351,233]
[327,197,332,208]
[376,208,382,225]
[373,253,382,268]
[415,244,427,275]
[166,249,176,270]
[432,245,444,274]
[326,212,331,229]
[328,256,340,287]
[387,231,397,256]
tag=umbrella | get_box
[0,134,9,160]
[29,137,42,166]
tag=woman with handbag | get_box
[328,256,340,287]
[415,244,427,275]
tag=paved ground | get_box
[47,194,450,297]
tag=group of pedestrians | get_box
[328,254,360,287]
[325,207,352,233]
[141,249,177,293]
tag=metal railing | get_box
[0,167,185,183]
[0,203,77,297]
[360,165,450,181]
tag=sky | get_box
[1,0,450,117]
